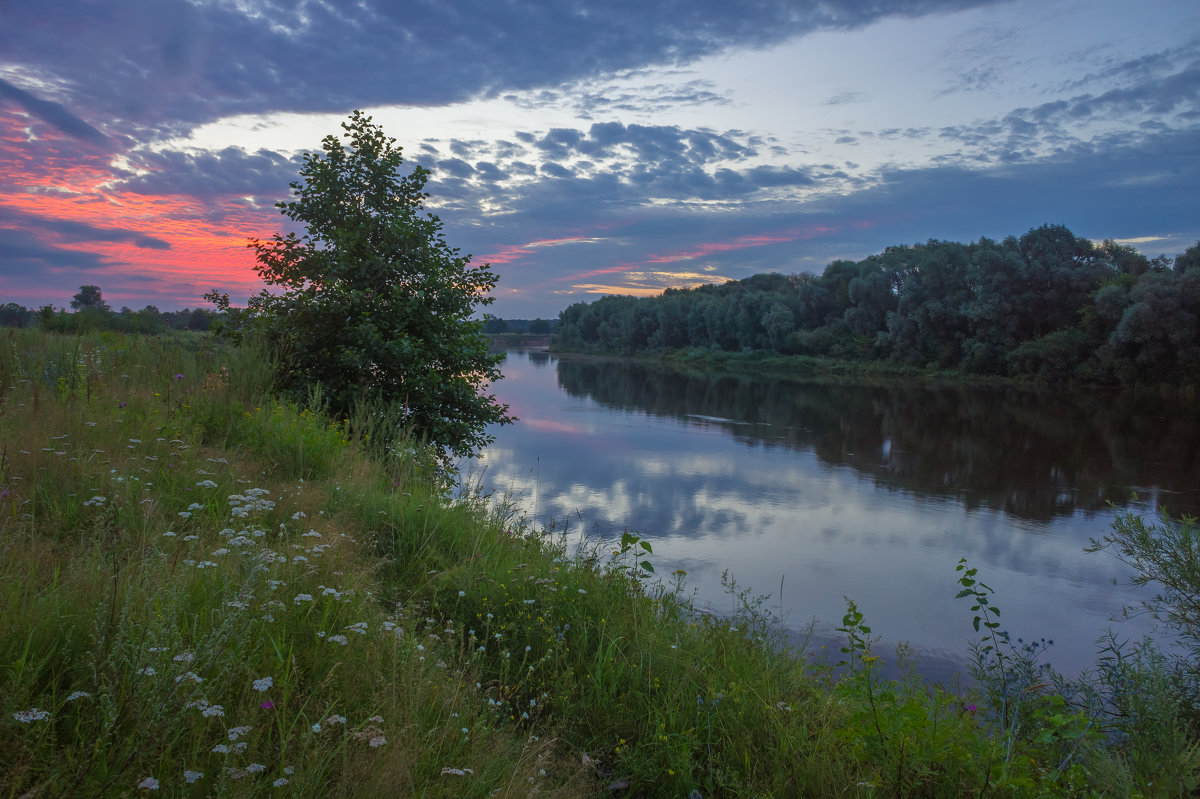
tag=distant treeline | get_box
[0,286,215,334]
[483,316,557,334]
[555,225,1200,387]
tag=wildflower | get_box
[174,373,184,380]
[228,725,252,740]
[577,588,587,594]
[368,736,387,748]
[196,480,217,489]
[458,590,466,597]
[292,511,306,520]
[211,548,229,557]
[260,700,276,710]
[246,763,266,774]
[273,778,289,787]
[162,531,176,537]
[201,704,225,717]
[312,722,322,733]
[175,671,203,684]
[440,767,474,775]
[137,776,159,790]
[138,666,157,676]
[12,708,50,723]
[184,770,203,783]
[294,593,313,605]
[211,744,231,754]
[196,560,218,569]
[327,634,348,645]
[173,652,194,663]
[66,691,91,701]
[177,511,191,519]
[252,676,274,692]
[326,715,346,725]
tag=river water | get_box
[466,350,1200,680]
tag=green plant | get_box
[206,110,512,460]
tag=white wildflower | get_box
[252,676,274,692]
[66,691,91,701]
[368,736,387,748]
[228,725,252,740]
[12,708,50,723]
[137,776,159,790]
[184,770,203,783]
[294,593,313,604]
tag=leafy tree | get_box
[209,111,511,458]
[483,316,510,334]
[70,284,110,312]
[528,318,551,334]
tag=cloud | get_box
[0,206,171,250]
[0,78,110,148]
[117,147,304,198]
[0,227,112,277]
[0,0,1010,139]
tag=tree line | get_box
[554,225,1200,387]
[1,285,215,334]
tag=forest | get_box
[554,225,1200,387]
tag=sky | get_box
[1,0,1198,318]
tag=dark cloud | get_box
[0,78,110,148]
[0,206,170,250]
[0,227,112,277]
[435,157,477,179]
[0,0,1009,138]
[117,147,303,197]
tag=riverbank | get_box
[2,330,1194,796]
[552,344,1200,400]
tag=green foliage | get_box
[70,284,110,312]
[6,329,1200,797]
[210,110,511,459]
[555,227,1200,389]
[1087,508,1200,653]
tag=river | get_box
[465,350,1200,681]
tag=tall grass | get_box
[1,329,1196,797]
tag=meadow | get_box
[1,329,1196,797]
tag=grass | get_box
[1,329,1197,797]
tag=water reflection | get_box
[469,351,1194,679]
[554,357,1200,521]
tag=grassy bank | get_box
[2,330,1196,796]
[550,345,1039,391]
